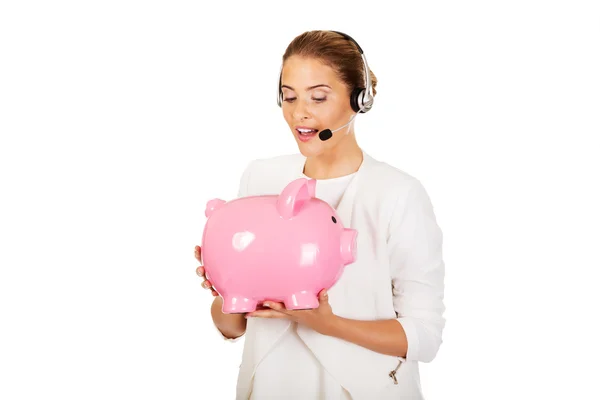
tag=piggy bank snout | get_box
[340,228,358,265]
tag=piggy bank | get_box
[200,177,357,313]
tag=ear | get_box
[276,178,314,219]
[205,198,226,218]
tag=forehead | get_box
[281,55,342,89]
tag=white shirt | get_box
[249,173,356,400]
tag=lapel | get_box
[334,151,371,227]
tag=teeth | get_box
[298,128,316,134]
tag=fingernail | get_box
[263,302,270,308]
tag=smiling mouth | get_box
[296,128,318,136]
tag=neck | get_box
[303,134,363,179]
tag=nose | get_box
[292,99,311,121]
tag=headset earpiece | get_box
[350,87,374,113]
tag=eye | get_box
[283,97,296,102]
[312,97,326,102]
[331,216,337,223]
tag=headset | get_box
[276,31,374,141]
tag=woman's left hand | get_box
[246,290,338,336]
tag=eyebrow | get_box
[281,84,332,91]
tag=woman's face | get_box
[280,55,355,157]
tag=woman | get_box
[195,30,446,399]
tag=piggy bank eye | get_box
[331,216,337,223]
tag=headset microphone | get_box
[318,112,359,141]
[319,130,333,141]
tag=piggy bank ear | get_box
[276,178,315,219]
[306,178,316,197]
[205,198,226,218]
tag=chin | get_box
[295,139,330,158]
[298,146,320,158]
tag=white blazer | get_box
[229,150,446,399]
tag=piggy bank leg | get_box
[221,295,258,314]
[284,291,319,310]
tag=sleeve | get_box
[388,179,446,363]
[212,161,255,343]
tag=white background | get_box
[1,1,599,399]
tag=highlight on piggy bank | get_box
[200,177,358,314]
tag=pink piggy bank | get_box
[200,177,357,313]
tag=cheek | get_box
[312,106,335,118]
[312,105,347,125]
[312,98,344,115]
[282,109,294,123]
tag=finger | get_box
[196,266,205,277]
[247,309,287,319]
[194,246,202,263]
[248,311,285,318]
[201,279,213,289]
[263,301,288,313]
[318,289,329,304]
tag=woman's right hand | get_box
[195,245,218,297]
